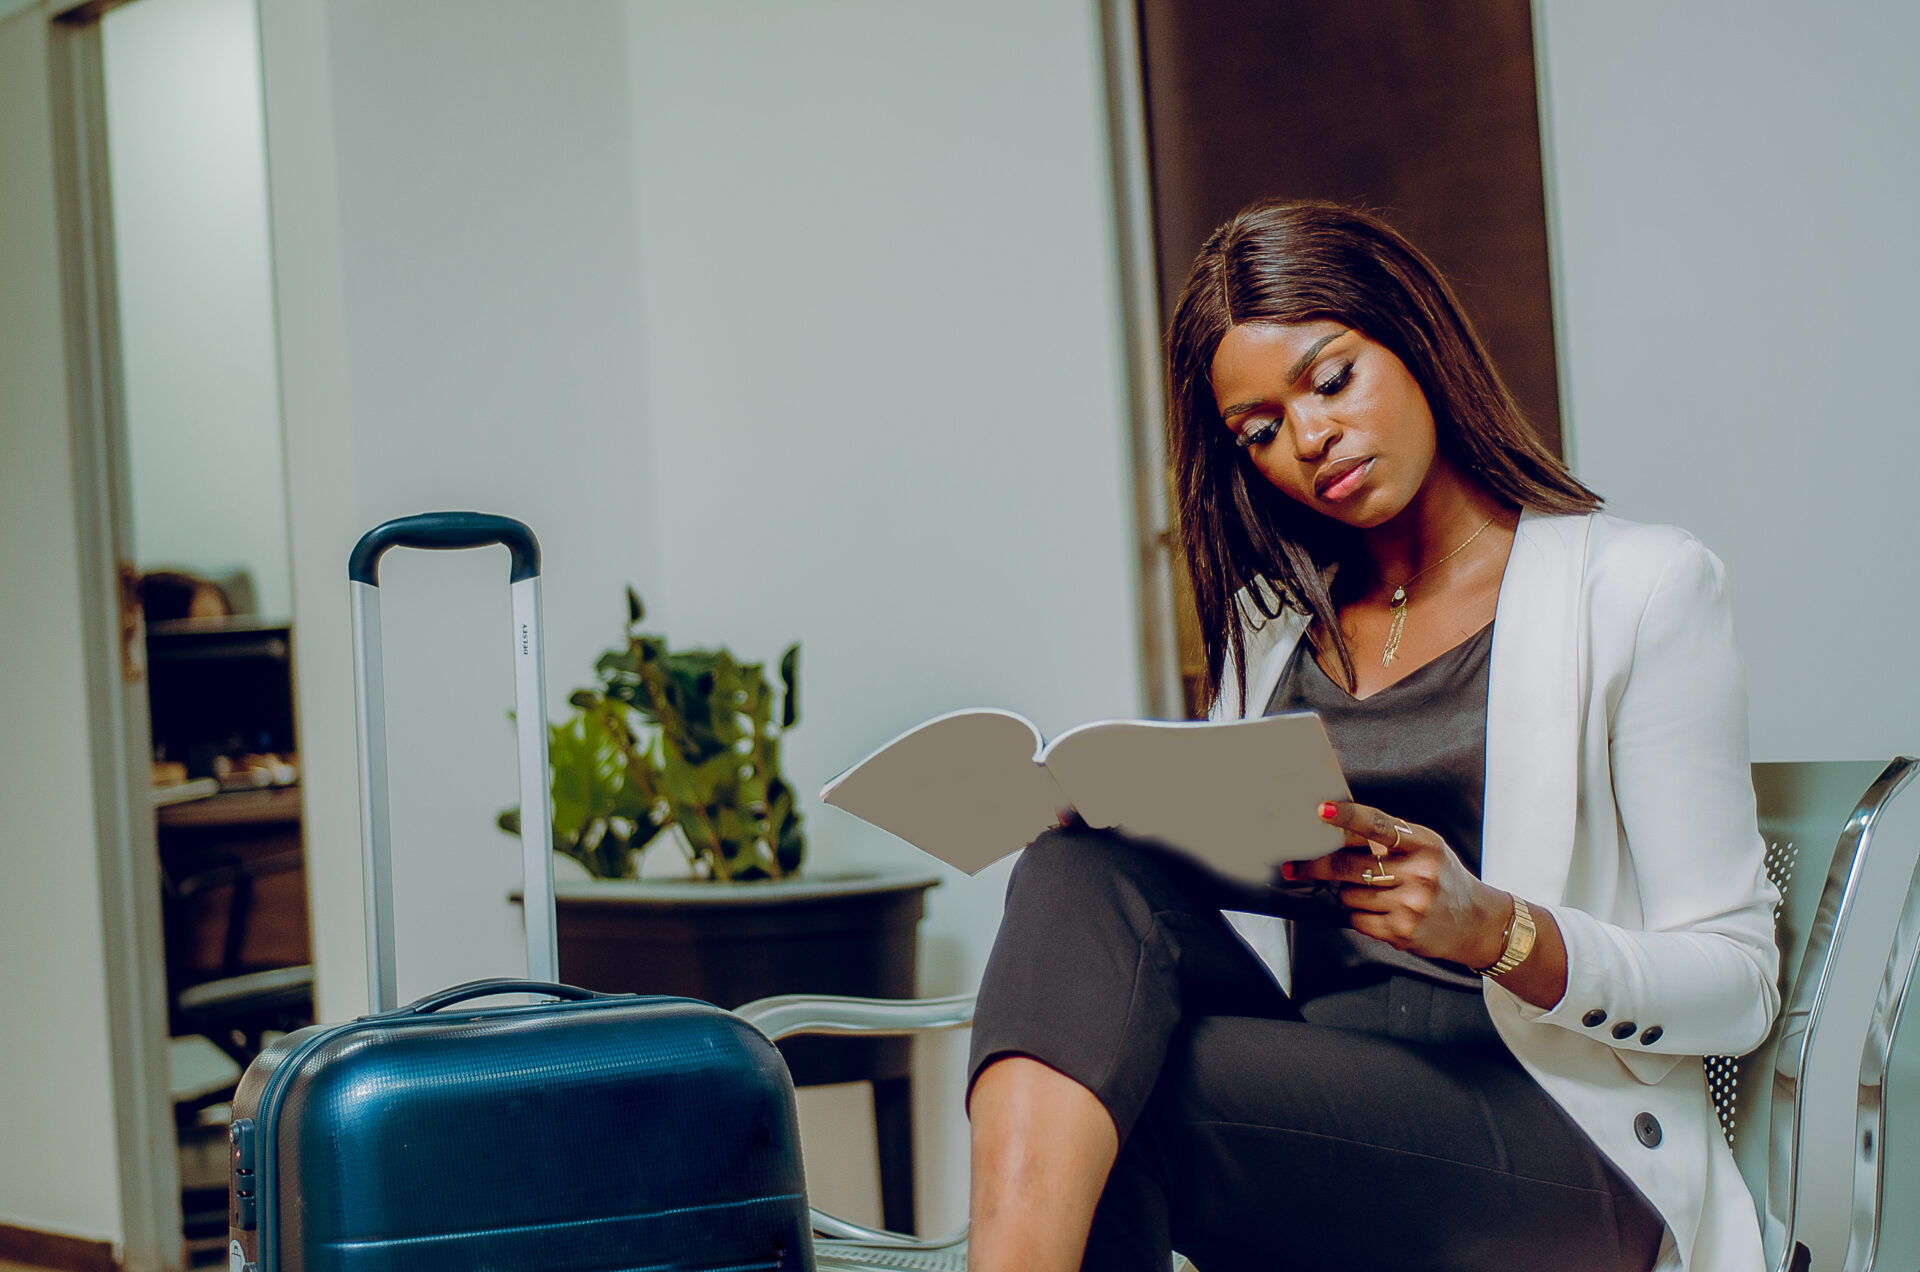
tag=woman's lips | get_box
[1317,457,1372,502]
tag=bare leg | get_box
[968,1055,1118,1272]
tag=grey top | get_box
[1264,621,1495,999]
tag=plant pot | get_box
[539,870,936,1076]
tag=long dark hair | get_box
[1167,201,1599,713]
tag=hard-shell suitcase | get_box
[226,513,815,1272]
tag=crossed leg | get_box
[965,825,1662,1272]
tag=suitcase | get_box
[226,512,815,1272]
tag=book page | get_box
[820,709,1066,875]
[1041,713,1350,884]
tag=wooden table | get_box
[156,786,309,988]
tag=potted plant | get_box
[503,590,937,1232]
[500,587,804,882]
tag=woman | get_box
[965,202,1779,1272]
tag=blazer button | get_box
[1634,1112,1663,1148]
[1582,1009,1607,1028]
[1612,1021,1637,1040]
[1639,1026,1663,1046]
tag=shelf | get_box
[156,785,301,830]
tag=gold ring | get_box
[1389,822,1412,850]
[1361,867,1396,887]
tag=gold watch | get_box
[1479,896,1536,980]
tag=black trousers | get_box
[968,826,1666,1272]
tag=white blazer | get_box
[1212,510,1780,1272]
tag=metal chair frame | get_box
[736,994,974,1272]
[741,757,1920,1272]
[1725,758,1920,1272]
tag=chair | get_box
[741,758,1920,1272]
[737,993,975,1271]
[1707,758,1920,1272]
[155,783,316,1087]
[160,846,316,1252]
[162,848,316,1081]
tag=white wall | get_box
[1537,0,1920,763]
[104,0,293,618]
[263,0,1135,1236]
[624,0,1138,1229]
[0,3,125,1247]
[264,0,658,1022]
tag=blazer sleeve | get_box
[1516,535,1782,1067]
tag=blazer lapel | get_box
[1241,607,1310,721]
[1481,509,1589,906]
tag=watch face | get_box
[1486,899,1536,978]
[1512,904,1537,948]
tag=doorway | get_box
[60,0,310,1262]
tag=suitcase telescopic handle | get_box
[348,511,540,585]
[393,979,608,1017]
[349,513,557,1013]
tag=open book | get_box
[820,709,1351,884]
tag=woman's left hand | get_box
[1289,800,1511,969]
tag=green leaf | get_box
[743,683,772,732]
[595,647,641,680]
[618,787,672,845]
[657,746,703,807]
[522,585,807,880]
[547,713,614,837]
[692,749,742,802]
[775,817,804,874]
[715,806,749,847]
[779,644,799,729]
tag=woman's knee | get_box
[1007,824,1169,912]
[1011,823,1119,879]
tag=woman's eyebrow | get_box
[1219,330,1350,420]
[1285,330,1348,382]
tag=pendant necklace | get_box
[1380,514,1497,668]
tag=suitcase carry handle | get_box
[396,979,608,1017]
[348,511,540,584]
[350,513,556,1012]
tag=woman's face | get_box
[1210,321,1438,529]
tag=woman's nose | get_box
[1290,407,1339,462]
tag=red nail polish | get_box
[1318,802,1338,820]
[1279,862,1296,881]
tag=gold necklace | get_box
[1380,514,1497,668]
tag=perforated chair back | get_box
[1714,758,1919,1272]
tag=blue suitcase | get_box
[226,514,814,1272]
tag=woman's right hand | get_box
[1289,800,1509,969]
[1291,800,1569,1007]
